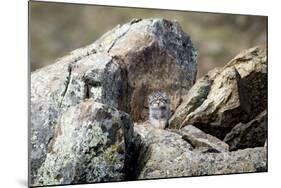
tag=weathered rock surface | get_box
[30,18,197,184]
[106,18,197,121]
[140,147,267,179]
[169,46,267,139]
[175,125,229,152]
[30,53,123,183]
[133,123,193,179]
[33,99,133,186]
[132,124,266,179]
[224,110,267,151]
[30,61,70,183]
[134,124,267,179]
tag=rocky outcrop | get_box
[133,46,267,180]
[224,110,267,151]
[169,46,267,139]
[30,17,267,187]
[30,18,197,186]
[133,124,266,180]
[33,100,133,186]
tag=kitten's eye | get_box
[160,106,166,110]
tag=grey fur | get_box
[148,91,170,129]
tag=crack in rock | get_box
[59,64,72,108]
[107,27,131,53]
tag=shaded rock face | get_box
[169,46,267,139]
[33,100,133,186]
[107,19,197,121]
[133,124,266,180]
[224,110,267,151]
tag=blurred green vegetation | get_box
[30,2,267,77]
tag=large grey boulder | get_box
[30,18,197,183]
[134,124,267,179]
[33,99,133,186]
[224,110,267,151]
[105,18,197,121]
[169,46,267,139]
[30,53,123,183]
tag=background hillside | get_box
[30,2,267,77]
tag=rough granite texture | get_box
[33,100,133,186]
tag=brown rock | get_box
[107,19,197,121]
[169,46,267,139]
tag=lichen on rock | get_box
[33,100,133,186]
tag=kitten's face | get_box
[148,91,170,120]
[150,98,168,109]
